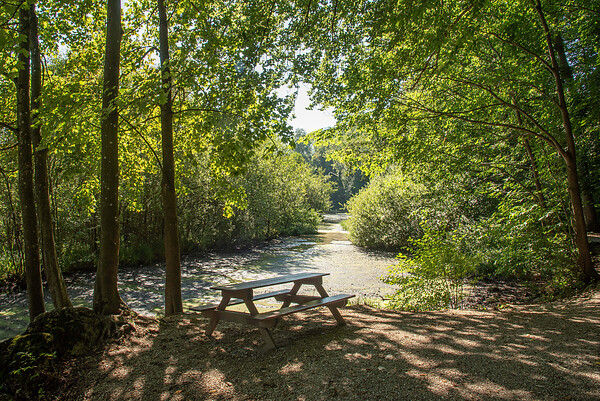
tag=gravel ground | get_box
[58,285,600,401]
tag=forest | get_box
[0,0,599,398]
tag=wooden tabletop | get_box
[211,272,330,291]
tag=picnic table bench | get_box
[191,272,354,350]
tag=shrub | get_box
[345,173,427,250]
[473,195,582,298]
[381,225,480,310]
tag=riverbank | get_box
[0,214,398,341]
[55,284,600,400]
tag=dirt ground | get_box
[57,285,600,401]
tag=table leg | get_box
[314,283,329,298]
[205,315,220,337]
[314,283,347,325]
[243,298,278,349]
[259,328,277,351]
[281,282,302,308]
[327,306,347,325]
[243,299,259,315]
[206,296,231,337]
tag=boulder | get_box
[0,307,122,400]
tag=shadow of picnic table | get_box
[71,288,600,401]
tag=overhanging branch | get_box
[119,114,163,172]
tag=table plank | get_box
[190,289,291,312]
[211,272,330,291]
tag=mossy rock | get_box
[25,306,116,357]
[0,307,120,400]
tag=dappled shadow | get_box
[66,289,600,400]
[1,214,397,339]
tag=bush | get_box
[345,173,427,250]
[473,196,582,298]
[178,146,333,250]
[381,225,480,310]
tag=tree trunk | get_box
[522,138,546,209]
[581,172,599,232]
[17,6,45,321]
[30,3,72,310]
[159,0,183,316]
[564,152,598,280]
[534,1,598,281]
[94,0,124,315]
[554,33,599,232]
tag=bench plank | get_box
[254,294,354,321]
[190,289,291,312]
[211,272,330,291]
[274,294,321,303]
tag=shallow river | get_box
[0,214,398,340]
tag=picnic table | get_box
[191,272,354,350]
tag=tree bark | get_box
[554,33,599,232]
[159,0,183,316]
[30,3,72,310]
[534,1,598,281]
[17,6,45,321]
[581,170,599,232]
[522,138,546,209]
[94,0,124,315]
[512,100,546,209]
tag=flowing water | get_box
[0,214,398,340]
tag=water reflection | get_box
[0,214,397,340]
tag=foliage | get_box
[299,0,600,281]
[473,190,583,298]
[178,144,333,252]
[295,128,368,210]
[344,168,489,250]
[345,172,426,250]
[0,0,338,283]
[381,226,480,310]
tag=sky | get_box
[289,84,336,133]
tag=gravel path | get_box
[60,286,600,400]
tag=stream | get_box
[0,214,398,341]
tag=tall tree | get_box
[30,2,72,310]
[553,33,599,232]
[158,0,183,315]
[303,0,599,282]
[94,0,124,315]
[17,5,45,320]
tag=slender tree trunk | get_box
[94,0,124,314]
[581,164,599,232]
[159,0,183,315]
[522,138,546,209]
[30,3,72,310]
[17,7,45,321]
[534,1,598,281]
[1,167,23,274]
[554,33,599,232]
[563,152,597,279]
[512,100,546,209]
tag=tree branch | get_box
[172,107,244,119]
[0,121,17,132]
[119,114,163,172]
[404,94,564,154]
[439,76,564,152]
[0,142,18,152]
[486,31,553,74]
[0,0,26,29]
